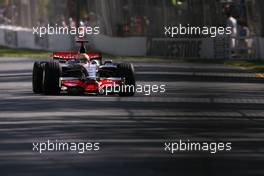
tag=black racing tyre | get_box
[43,62,61,95]
[118,63,136,96]
[32,61,44,93]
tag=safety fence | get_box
[148,36,260,60]
[213,36,257,60]
[0,25,263,60]
[0,25,73,51]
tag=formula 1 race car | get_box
[32,40,135,96]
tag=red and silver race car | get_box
[32,40,135,96]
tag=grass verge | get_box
[0,46,169,61]
[0,46,50,58]
[224,60,264,73]
[180,58,264,73]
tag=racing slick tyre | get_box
[118,63,136,96]
[43,62,61,95]
[32,61,44,93]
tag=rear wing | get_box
[53,52,78,60]
[52,51,102,64]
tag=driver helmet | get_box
[77,53,89,64]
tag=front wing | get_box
[60,77,123,95]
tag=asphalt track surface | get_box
[1,57,264,176]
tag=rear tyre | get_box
[118,63,136,96]
[43,62,61,95]
[32,61,44,93]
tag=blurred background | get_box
[0,0,264,59]
[0,0,263,37]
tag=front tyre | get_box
[118,63,136,96]
[43,62,61,95]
